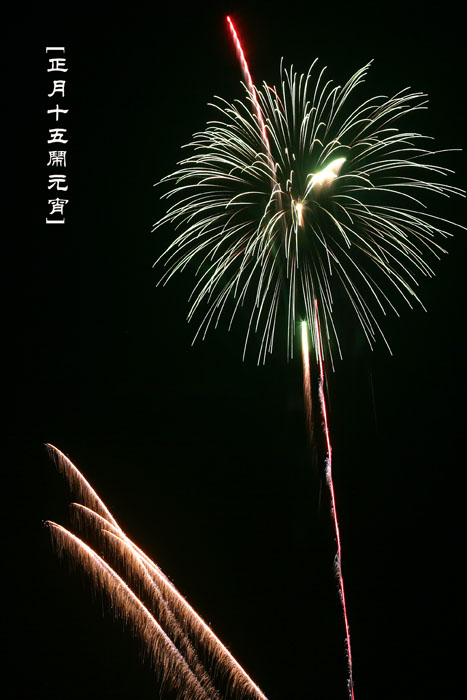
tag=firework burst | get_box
[153,58,463,364]
[152,22,464,699]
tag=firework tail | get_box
[313,301,355,700]
[227,19,355,697]
[226,17,269,151]
[69,504,221,700]
[301,321,313,443]
[128,540,268,700]
[46,444,119,528]
[45,521,216,700]
[226,16,293,359]
[47,445,268,700]
[226,16,280,198]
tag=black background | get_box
[8,3,466,699]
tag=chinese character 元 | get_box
[48,175,68,191]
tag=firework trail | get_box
[47,444,119,528]
[46,521,215,700]
[70,505,222,700]
[301,308,355,699]
[45,444,268,700]
[313,301,355,699]
[301,320,313,442]
[206,18,354,696]
[226,16,269,151]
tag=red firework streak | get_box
[226,17,355,699]
[314,300,355,700]
[226,17,270,151]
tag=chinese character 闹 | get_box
[47,151,67,167]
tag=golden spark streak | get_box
[46,521,215,700]
[47,448,269,700]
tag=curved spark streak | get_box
[69,504,222,700]
[46,443,119,528]
[46,447,268,700]
[71,504,267,700]
[45,522,215,700]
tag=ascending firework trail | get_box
[227,18,354,697]
[153,14,464,699]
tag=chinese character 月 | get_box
[48,80,66,98]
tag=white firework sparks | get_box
[153,60,464,364]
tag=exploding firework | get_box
[152,17,464,700]
[45,444,268,700]
[153,49,463,365]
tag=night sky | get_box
[8,3,466,699]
